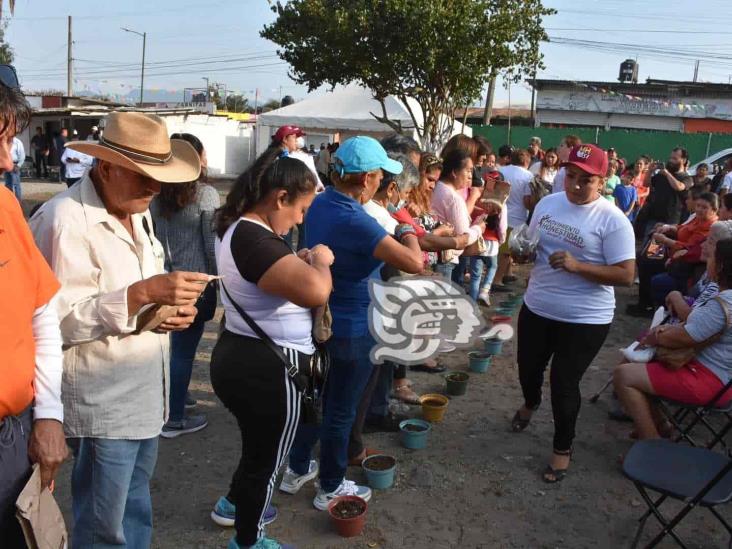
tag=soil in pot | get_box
[331,499,366,520]
[403,423,428,432]
[363,455,396,471]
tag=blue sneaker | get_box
[211,497,278,527]
[227,537,296,549]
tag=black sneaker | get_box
[363,413,408,434]
[185,392,197,411]
[502,275,518,284]
[160,414,208,438]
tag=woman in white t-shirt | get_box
[210,149,333,549]
[510,144,636,483]
[530,147,559,189]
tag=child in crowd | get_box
[603,159,620,202]
[613,172,639,221]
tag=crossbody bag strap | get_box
[219,281,303,390]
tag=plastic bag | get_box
[620,307,668,363]
[508,223,539,263]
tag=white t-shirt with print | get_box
[499,164,533,228]
[363,200,399,234]
[524,193,636,324]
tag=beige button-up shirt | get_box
[30,174,169,439]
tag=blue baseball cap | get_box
[333,136,403,177]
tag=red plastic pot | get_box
[490,315,512,325]
[328,495,367,538]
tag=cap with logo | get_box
[273,125,305,143]
[563,144,608,177]
[333,136,403,177]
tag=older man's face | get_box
[96,161,162,215]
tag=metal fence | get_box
[471,125,732,165]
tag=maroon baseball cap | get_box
[562,144,608,177]
[273,125,305,142]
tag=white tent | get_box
[256,86,471,155]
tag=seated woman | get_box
[666,221,732,320]
[615,238,732,440]
[632,192,718,315]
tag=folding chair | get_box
[656,378,732,451]
[623,439,732,549]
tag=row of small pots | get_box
[330,292,525,537]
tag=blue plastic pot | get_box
[362,454,396,489]
[495,307,514,316]
[399,419,432,450]
[468,351,493,373]
[483,337,504,355]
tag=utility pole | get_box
[693,59,699,83]
[67,16,72,96]
[482,74,496,126]
[122,27,146,106]
[202,77,209,101]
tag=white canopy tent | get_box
[256,86,471,155]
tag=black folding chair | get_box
[657,378,732,451]
[623,439,732,548]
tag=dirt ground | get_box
[20,183,731,549]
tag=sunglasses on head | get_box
[0,65,20,90]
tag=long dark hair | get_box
[215,148,317,238]
[157,133,206,218]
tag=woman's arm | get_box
[258,248,333,309]
[548,253,635,286]
[666,291,692,322]
[644,324,697,349]
[418,233,468,252]
[466,187,482,215]
[373,232,423,274]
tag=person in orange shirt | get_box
[647,192,719,308]
[0,65,67,549]
[630,155,651,207]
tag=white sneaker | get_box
[279,460,319,495]
[313,479,371,511]
[436,340,456,353]
[477,290,491,307]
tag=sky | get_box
[6,0,732,107]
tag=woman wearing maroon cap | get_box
[510,144,636,483]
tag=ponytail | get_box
[214,146,317,238]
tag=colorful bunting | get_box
[568,81,709,115]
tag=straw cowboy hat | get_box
[66,111,201,184]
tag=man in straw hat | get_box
[30,111,212,548]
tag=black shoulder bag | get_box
[219,281,328,424]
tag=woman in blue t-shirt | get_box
[285,136,423,511]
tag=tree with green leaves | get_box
[0,22,14,65]
[262,0,553,151]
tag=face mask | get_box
[296,136,305,149]
[387,199,406,213]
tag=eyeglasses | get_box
[0,65,20,90]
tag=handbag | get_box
[654,296,732,371]
[219,281,329,424]
[313,303,332,343]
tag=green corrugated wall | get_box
[471,125,732,165]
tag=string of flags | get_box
[568,80,708,113]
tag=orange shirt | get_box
[0,186,60,418]
[673,215,717,254]
[632,173,650,206]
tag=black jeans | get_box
[0,406,32,549]
[34,151,47,178]
[637,254,667,308]
[517,305,610,452]
[210,331,303,546]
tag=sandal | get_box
[543,448,572,484]
[511,410,532,432]
[393,385,421,405]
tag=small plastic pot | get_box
[445,371,469,396]
[490,315,512,325]
[495,307,514,316]
[468,351,493,373]
[328,495,368,538]
[362,454,396,490]
[399,418,432,449]
[483,337,504,355]
[420,393,449,423]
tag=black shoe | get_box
[410,363,446,374]
[185,392,197,410]
[626,304,654,318]
[502,275,518,284]
[363,412,408,434]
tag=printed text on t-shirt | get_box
[537,214,585,249]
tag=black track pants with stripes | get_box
[210,330,304,546]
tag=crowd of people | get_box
[2,58,732,549]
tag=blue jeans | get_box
[4,171,20,201]
[169,318,207,422]
[288,335,375,492]
[452,255,469,286]
[434,262,456,279]
[469,255,498,301]
[651,271,687,308]
[68,437,158,549]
